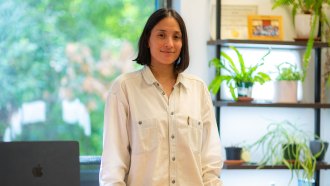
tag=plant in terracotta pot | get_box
[274,62,303,103]
[208,46,271,101]
[272,0,330,80]
[248,120,325,185]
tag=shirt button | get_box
[171,112,174,115]
[162,92,165,95]
[198,121,201,125]
[172,157,175,161]
[138,121,142,125]
[171,135,175,139]
[172,180,175,184]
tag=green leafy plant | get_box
[276,62,303,81]
[208,46,271,100]
[248,120,326,185]
[272,0,330,80]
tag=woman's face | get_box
[148,17,182,67]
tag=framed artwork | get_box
[247,15,284,41]
[220,5,258,40]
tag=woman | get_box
[99,8,223,186]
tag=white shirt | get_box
[99,66,223,186]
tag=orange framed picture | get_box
[247,15,283,41]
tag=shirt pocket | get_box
[187,116,203,153]
[177,115,203,153]
[131,118,160,154]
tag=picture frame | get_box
[247,15,284,41]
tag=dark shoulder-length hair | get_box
[133,8,189,74]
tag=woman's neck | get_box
[149,64,177,97]
[149,64,176,83]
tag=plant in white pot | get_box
[208,46,271,101]
[274,62,303,103]
[272,0,330,80]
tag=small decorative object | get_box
[247,15,284,41]
[224,146,244,165]
[237,82,253,101]
[208,46,271,101]
[274,62,302,103]
[225,146,242,160]
[298,178,315,186]
[310,140,329,161]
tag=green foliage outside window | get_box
[0,0,154,155]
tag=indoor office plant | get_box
[310,139,329,162]
[274,62,303,103]
[208,46,271,101]
[224,143,251,165]
[248,120,325,185]
[272,0,330,80]
[225,146,242,161]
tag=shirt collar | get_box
[141,66,190,90]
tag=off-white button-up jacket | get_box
[99,66,223,186]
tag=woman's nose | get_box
[164,38,174,48]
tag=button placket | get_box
[168,93,176,186]
[153,82,166,96]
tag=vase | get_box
[225,147,242,160]
[236,82,253,99]
[274,81,298,103]
[298,178,315,186]
[310,140,329,161]
[294,14,319,40]
[282,143,298,161]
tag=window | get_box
[0,0,162,155]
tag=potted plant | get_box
[274,62,303,103]
[225,146,242,160]
[208,46,271,101]
[272,0,330,80]
[248,120,326,185]
[310,139,329,162]
[224,144,251,165]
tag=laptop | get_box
[0,141,80,186]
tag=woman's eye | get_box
[158,34,165,38]
[174,35,182,40]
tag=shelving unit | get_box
[224,163,330,170]
[208,0,330,185]
[213,101,330,108]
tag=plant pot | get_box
[274,81,298,103]
[283,143,299,161]
[294,14,319,40]
[298,178,315,186]
[236,82,253,100]
[225,147,242,160]
[310,140,329,161]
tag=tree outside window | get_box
[0,0,155,155]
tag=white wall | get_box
[173,0,330,186]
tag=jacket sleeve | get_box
[99,84,130,186]
[201,84,224,186]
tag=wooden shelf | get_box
[224,162,330,170]
[213,100,330,108]
[207,39,329,49]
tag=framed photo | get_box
[247,15,283,41]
